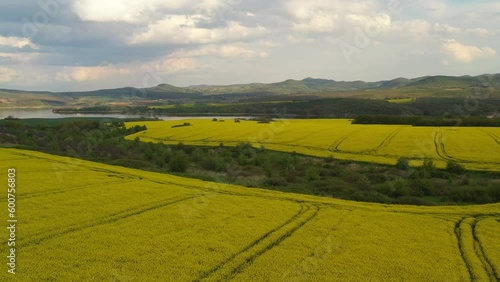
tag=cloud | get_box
[170,44,268,59]
[0,52,41,64]
[0,0,499,91]
[464,28,493,37]
[433,23,460,34]
[292,12,338,33]
[0,67,17,83]
[441,39,496,63]
[57,66,132,82]
[129,16,266,45]
[71,0,188,23]
[152,57,198,74]
[287,0,389,35]
[392,20,431,40]
[0,36,38,49]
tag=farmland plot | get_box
[0,148,499,281]
[126,119,500,171]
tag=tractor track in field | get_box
[284,128,333,144]
[327,127,403,155]
[0,179,131,200]
[433,129,471,163]
[17,195,201,247]
[478,128,500,145]
[197,204,320,282]
[471,218,499,281]
[328,130,363,153]
[359,127,404,154]
[434,129,498,165]
[454,217,477,281]
[454,217,498,282]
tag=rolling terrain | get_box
[0,148,499,281]
[1,74,499,108]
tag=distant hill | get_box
[1,74,499,108]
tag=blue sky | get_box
[0,0,498,91]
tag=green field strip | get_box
[472,218,499,281]
[198,204,320,281]
[455,217,494,281]
[19,195,201,247]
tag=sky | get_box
[0,0,499,91]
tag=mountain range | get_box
[1,74,499,108]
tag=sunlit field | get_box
[1,148,499,281]
[126,119,500,171]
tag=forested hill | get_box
[1,74,500,108]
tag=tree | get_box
[446,161,465,174]
[421,159,436,176]
[396,157,410,170]
[169,150,188,172]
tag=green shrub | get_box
[169,150,188,172]
[421,159,436,176]
[306,167,320,181]
[446,161,465,174]
[396,157,410,170]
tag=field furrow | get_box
[1,179,130,200]
[329,129,363,153]
[478,128,500,145]
[455,217,494,281]
[369,127,404,153]
[22,195,202,246]
[473,218,500,281]
[199,204,320,281]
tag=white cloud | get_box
[392,20,431,40]
[57,66,131,82]
[464,28,492,37]
[287,0,388,35]
[0,67,17,83]
[293,12,338,33]
[441,39,496,63]
[171,44,268,59]
[0,52,40,64]
[151,57,198,74]
[72,0,188,23]
[433,23,460,34]
[129,16,265,45]
[0,36,38,49]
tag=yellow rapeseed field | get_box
[126,119,500,171]
[1,148,499,281]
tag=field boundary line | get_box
[17,195,201,247]
[197,204,320,281]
